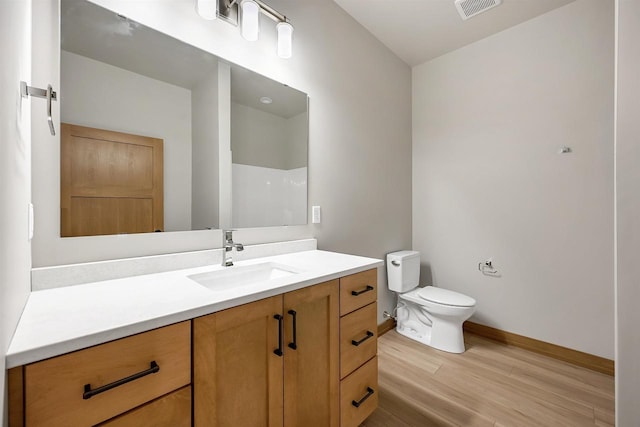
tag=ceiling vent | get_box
[455,0,503,20]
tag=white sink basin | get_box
[188,262,301,292]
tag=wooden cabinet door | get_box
[283,280,340,427]
[194,296,284,427]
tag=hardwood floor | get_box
[362,331,614,427]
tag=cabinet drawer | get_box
[98,386,191,427]
[25,321,191,427]
[340,302,377,379]
[340,269,377,316]
[340,356,378,427]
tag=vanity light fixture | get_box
[240,0,260,41]
[276,21,293,59]
[196,0,217,20]
[199,0,294,58]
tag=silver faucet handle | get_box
[223,229,236,242]
[221,230,241,267]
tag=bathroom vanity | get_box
[7,246,382,427]
[14,0,383,425]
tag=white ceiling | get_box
[334,0,576,66]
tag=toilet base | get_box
[395,293,472,354]
[396,320,467,354]
[396,321,432,347]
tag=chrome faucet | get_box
[222,230,244,267]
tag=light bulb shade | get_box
[196,0,217,20]
[276,22,293,58]
[240,0,260,41]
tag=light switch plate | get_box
[28,203,34,240]
[312,206,321,224]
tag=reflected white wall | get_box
[192,66,219,230]
[233,165,307,227]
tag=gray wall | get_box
[615,0,640,423]
[0,0,32,424]
[412,0,614,358]
[32,0,413,323]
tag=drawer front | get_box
[25,321,191,427]
[340,269,377,316]
[340,302,377,379]
[340,356,378,427]
[98,386,191,427]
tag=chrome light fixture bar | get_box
[199,0,294,58]
[216,0,239,24]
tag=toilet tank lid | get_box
[418,286,476,307]
[387,250,420,260]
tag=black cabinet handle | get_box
[274,314,284,357]
[351,331,374,347]
[351,285,374,296]
[288,310,298,350]
[352,387,375,408]
[83,361,159,400]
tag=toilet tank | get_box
[386,251,420,293]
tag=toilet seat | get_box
[417,286,476,307]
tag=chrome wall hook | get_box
[21,81,57,136]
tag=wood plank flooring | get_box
[361,331,614,427]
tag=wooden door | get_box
[283,280,340,427]
[194,296,284,427]
[61,123,163,237]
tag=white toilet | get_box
[387,250,476,354]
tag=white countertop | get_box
[7,250,382,368]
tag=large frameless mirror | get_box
[58,0,308,237]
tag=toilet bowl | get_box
[387,251,476,354]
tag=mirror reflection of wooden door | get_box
[61,123,164,237]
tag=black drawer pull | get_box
[352,387,375,408]
[351,285,374,296]
[288,310,298,350]
[274,314,284,357]
[351,331,374,347]
[83,361,159,400]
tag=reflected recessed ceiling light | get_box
[260,96,273,104]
